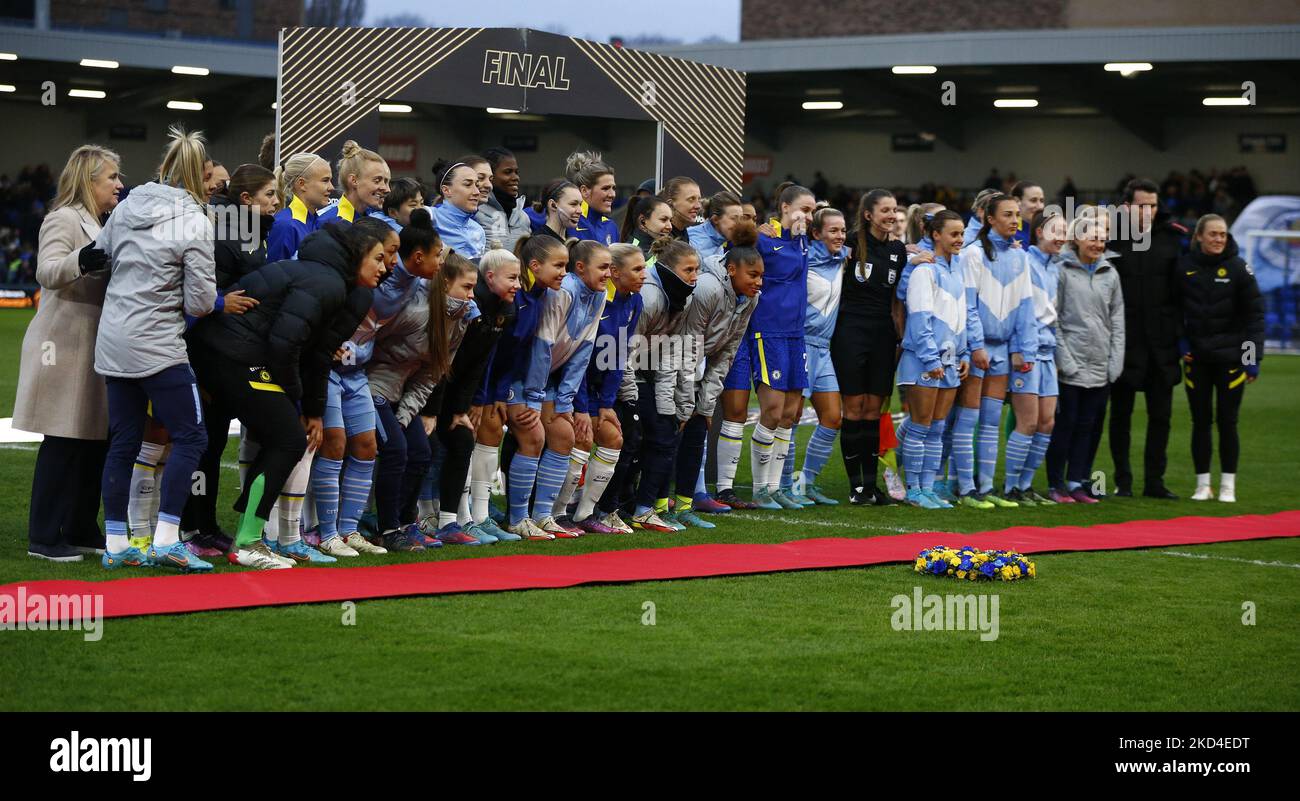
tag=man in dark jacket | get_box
[1100,179,1186,498]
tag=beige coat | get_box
[13,204,110,440]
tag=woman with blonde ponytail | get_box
[267,152,333,261]
[93,125,218,573]
[319,140,390,226]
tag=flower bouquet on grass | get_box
[914,546,1036,582]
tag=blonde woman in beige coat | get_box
[15,145,122,561]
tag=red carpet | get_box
[5,510,1299,622]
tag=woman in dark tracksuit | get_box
[190,223,386,568]
[1179,214,1264,503]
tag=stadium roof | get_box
[654,25,1300,72]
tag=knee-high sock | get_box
[953,406,979,495]
[507,452,540,525]
[458,478,473,526]
[800,424,837,487]
[418,470,437,520]
[896,418,914,486]
[695,460,707,496]
[839,418,866,491]
[148,444,170,532]
[552,448,589,517]
[310,456,344,540]
[716,420,745,491]
[338,456,374,535]
[302,481,318,531]
[1002,431,1034,494]
[862,419,881,488]
[531,448,572,520]
[238,430,259,493]
[469,442,498,524]
[128,441,164,540]
[276,447,314,547]
[770,426,792,493]
[940,406,955,482]
[902,420,929,490]
[576,446,620,520]
[235,474,266,548]
[922,419,946,491]
[780,424,797,491]
[977,396,1004,494]
[1019,431,1052,490]
[750,423,775,493]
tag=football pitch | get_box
[0,309,1296,711]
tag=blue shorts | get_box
[751,333,809,392]
[722,339,753,392]
[507,378,561,408]
[969,340,1010,379]
[324,369,376,433]
[1010,358,1058,397]
[896,349,961,390]
[803,342,839,397]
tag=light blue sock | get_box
[1002,431,1034,494]
[338,456,374,536]
[953,406,979,495]
[977,396,1004,494]
[1020,432,1052,490]
[781,424,798,491]
[940,406,956,481]
[800,424,838,487]
[310,456,344,540]
[694,460,707,497]
[922,419,946,490]
[507,453,540,525]
[896,419,913,484]
[903,421,929,490]
[531,448,571,520]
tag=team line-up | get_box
[16,127,1265,571]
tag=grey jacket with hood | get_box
[1055,245,1126,389]
[475,192,532,254]
[94,182,216,378]
[677,253,760,419]
[627,262,695,418]
[367,290,475,426]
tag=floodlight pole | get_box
[273,28,284,168]
[654,122,665,192]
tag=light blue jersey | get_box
[959,232,1037,358]
[804,239,845,347]
[522,272,608,413]
[900,253,969,386]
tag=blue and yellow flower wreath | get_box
[913,546,1036,582]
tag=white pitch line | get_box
[725,511,913,534]
[1161,551,1300,570]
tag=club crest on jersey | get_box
[887,268,897,285]
[857,262,873,282]
[1014,377,1025,390]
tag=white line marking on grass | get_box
[0,443,38,451]
[1161,551,1300,570]
[726,511,913,534]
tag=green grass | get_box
[0,308,1297,711]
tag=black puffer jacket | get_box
[1179,235,1265,367]
[1108,211,1186,387]
[193,226,373,416]
[210,194,273,289]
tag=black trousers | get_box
[1105,366,1174,491]
[1048,383,1111,489]
[599,400,642,515]
[191,345,307,520]
[634,380,681,509]
[1184,361,1246,474]
[29,435,107,548]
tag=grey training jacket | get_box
[628,265,695,417]
[475,192,532,254]
[677,253,760,420]
[1055,246,1126,389]
[367,291,474,426]
[94,182,216,379]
